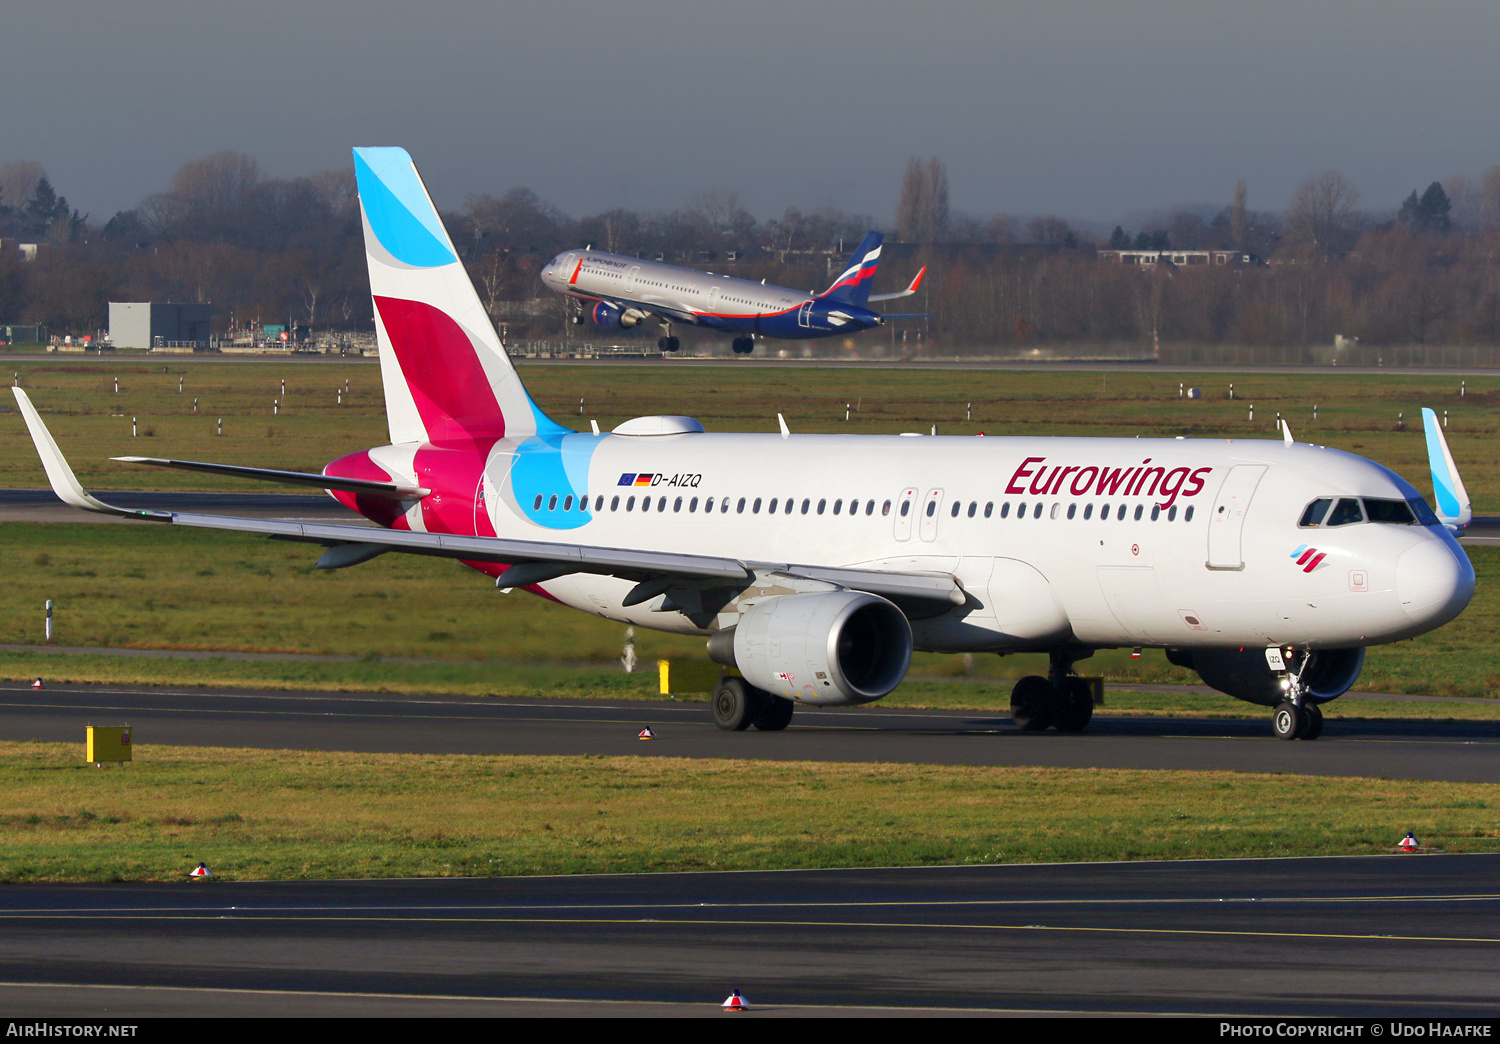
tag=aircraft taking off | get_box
[539,233,925,354]
[13,147,1476,741]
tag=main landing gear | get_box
[731,336,754,355]
[712,676,794,732]
[1010,651,1096,732]
[1272,700,1323,741]
[658,321,680,353]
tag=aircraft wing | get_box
[12,388,965,609]
[868,265,926,302]
[112,456,428,499]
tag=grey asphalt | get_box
[3,682,1499,782]
[0,856,1496,1016]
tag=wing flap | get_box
[113,456,429,499]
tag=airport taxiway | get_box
[2,682,1498,781]
[0,855,1497,1016]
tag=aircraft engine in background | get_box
[708,591,912,706]
[589,301,644,329]
[1167,647,1366,706]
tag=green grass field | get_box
[2,742,1495,883]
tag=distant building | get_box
[1097,249,1245,267]
[0,323,46,344]
[108,302,212,349]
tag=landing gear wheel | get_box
[732,337,754,355]
[712,677,760,731]
[1055,677,1095,732]
[657,335,680,352]
[1010,675,1057,731]
[1272,700,1306,741]
[752,695,795,731]
[1302,703,1324,741]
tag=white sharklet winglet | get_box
[1422,407,1472,528]
[1282,418,1294,446]
[778,413,790,438]
[11,388,166,519]
[111,456,429,499]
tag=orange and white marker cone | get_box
[722,989,748,1011]
[638,726,655,740]
[31,678,43,690]
[1398,832,1420,852]
[189,862,211,878]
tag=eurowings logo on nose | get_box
[1291,544,1327,573]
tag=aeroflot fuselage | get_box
[539,250,884,338]
[329,428,1473,656]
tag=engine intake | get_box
[707,591,912,705]
[1169,647,1366,707]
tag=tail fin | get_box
[817,232,883,307]
[1421,407,1471,528]
[353,147,566,445]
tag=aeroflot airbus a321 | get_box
[13,147,1477,740]
[540,231,925,354]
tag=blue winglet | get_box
[1422,407,1471,528]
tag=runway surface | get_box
[3,682,1498,781]
[0,855,1497,1016]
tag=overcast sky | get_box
[9,1,1500,227]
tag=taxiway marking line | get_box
[1,913,1497,944]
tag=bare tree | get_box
[1286,170,1360,254]
[1230,179,1248,247]
[895,157,926,241]
[1477,166,1500,229]
[922,157,949,240]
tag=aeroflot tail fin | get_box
[818,232,883,307]
[1421,407,1471,528]
[353,147,568,446]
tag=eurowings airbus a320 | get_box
[13,147,1476,740]
[540,231,925,354]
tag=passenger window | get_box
[882,500,891,516]
[900,501,910,517]
[1299,498,1333,527]
[1151,505,1160,521]
[689,496,698,512]
[1084,504,1093,520]
[967,501,977,518]
[1116,505,1126,520]
[1133,505,1143,521]
[1067,504,1076,519]
[627,495,637,510]
[594,495,603,511]
[563,495,574,511]
[1326,498,1364,526]
[1100,503,1109,517]
[1001,503,1010,518]
[1050,503,1060,519]
[984,502,993,518]
[1168,506,1177,521]
[1185,506,1195,522]
[817,499,826,515]
[769,498,778,513]
[533,494,543,510]
[925,501,936,518]
[787,498,796,514]
[548,495,558,511]
[736,497,745,513]
[1033,503,1043,519]
[833,499,842,515]
[610,496,619,511]
[753,497,762,514]
[721,497,730,513]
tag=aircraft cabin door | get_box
[625,265,640,293]
[919,488,944,542]
[1206,464,1266,570]
[893,487,918,541]
[798,301,813,328]
[707,286,722,312]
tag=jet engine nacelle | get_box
[707,591,912,706]
[1167,647,1366,707]
[589,301,642,329]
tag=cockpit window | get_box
[1298,498,1333,527]
[1406,497,1441,527]
[1363,498,1429,525]
[1325,498,1365,526]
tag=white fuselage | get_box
[372,430,1473,655]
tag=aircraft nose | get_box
[1396,536,1475,628]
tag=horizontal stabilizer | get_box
[112,456,428,499]
[1422,407,1471,528]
